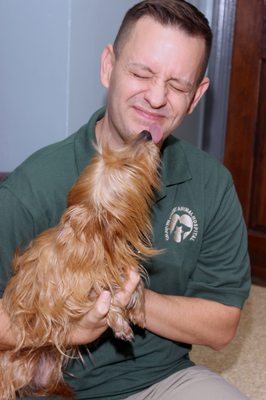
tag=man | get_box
[0,1,250,399]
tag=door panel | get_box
[224,0,266,285]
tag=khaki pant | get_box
[126,366,249,400]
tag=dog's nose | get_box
[139,130,152,141]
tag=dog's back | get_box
[1,131,161,399]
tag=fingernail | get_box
[101,290,111,302]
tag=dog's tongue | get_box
[149,123,164,144]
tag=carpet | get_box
[191,285,266,399]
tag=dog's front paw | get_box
[107,304,134,341]
[114,324,134,341]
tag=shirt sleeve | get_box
[185,180,251,309]
[0,185,36,296]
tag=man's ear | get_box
[100,44,115,89]
[188,77,210,114]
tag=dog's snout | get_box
[140,130,152,141]
[130,130,154,148]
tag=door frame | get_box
[202,0,237,161]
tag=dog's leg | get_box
[106,280,146,341]
[0,347,74,399]
[107,301,134,341]
[127,280,146,328]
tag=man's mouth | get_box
[133,106,166,123]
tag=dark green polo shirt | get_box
[0,109,250,399]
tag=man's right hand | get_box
[69,290,112,345]
[69,269,141,345]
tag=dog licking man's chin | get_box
[131,123,163,145]
[148,123,164,145]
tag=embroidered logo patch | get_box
[165,206,198,243]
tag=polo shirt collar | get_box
[74,108,105,174]
[156,135,192,201]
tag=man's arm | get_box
[0,289,241,352]
[144,289,241,351]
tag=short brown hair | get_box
[113,0,212,81]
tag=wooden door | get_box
[224,0,266,285]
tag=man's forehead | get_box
[117,16,205,85]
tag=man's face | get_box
[100,16,209,147]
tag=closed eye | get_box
[127,62,154,80]
[168,78,193,94]
[169,83,189,93]
[131,71,151,80]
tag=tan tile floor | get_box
[191,285,266,399]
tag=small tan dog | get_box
[0,130,161,399]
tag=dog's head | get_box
[99,129,160,187]
[68,130,161,211]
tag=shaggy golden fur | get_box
[0,130,161,399]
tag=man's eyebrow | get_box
[128,62,154,73]
[169,77,194,90]
[128,62,194,89]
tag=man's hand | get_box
[69,269,140,345]
[69,290,111,345]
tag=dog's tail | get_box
[0,347,74,399]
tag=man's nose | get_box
[144,80,167,109]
